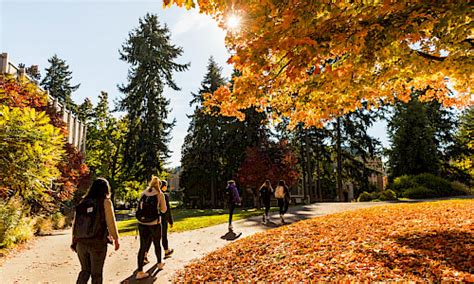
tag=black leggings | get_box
[277,198,288,215]
[228,203,235,225]
[137,224,162,271]
[76,242,107,284]
[262,199,271,216]
[161,219,169,251]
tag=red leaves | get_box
[175,200,473,282]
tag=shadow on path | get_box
[120,263,164,284]
[220,231,242,241]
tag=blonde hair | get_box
[148,176,161,192]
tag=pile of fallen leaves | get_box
[175,200,473,282]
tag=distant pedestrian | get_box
[160,180,174,257]
[135,176,167,280]
[226,180,241,231]
[259,179,273,224]
[72,178,120,284]
[274,180,290,223]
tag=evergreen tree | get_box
[181,57,227,207]
[77,98,94,124]
[451,106,474,182]
[181,61,266,208]
[119,13,189,182]
[40,55,80,111]
[388,95,440,177]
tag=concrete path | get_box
[0,202,391,283]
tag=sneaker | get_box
[165,249,174,257]
[136,271,149,280]
[143,256,150,265]
[157,262,165,270]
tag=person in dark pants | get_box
[160,180,174,257]
[226,180,241,231]
[274,180,290,223]
[259,179,273,224]
[72,178,120,284]
[136,176,167,280]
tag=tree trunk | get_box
[315,140,322,201]
[336,117,344,202]
[300,141,307,202]
[304,135,314,203]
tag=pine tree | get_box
[388,95,440,177]
[181,57,226,207]
[40,55,80,112]
[119,13,189,182]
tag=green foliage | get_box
[358,190,397,201]
[0,198,34,248]
[450,106,474,182]
[379,189,397,201]
[116,180,144,204]
[79,92,128,200]
[40,54,80,112]
[450,181,473,196]
[119,13,189,182]
[392,173,466,199]
[402,186,437,199]
[357,192,372,202]
[0,106,64,207]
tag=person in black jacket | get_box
[259,179,273,224]
[160,180,174,257]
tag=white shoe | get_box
[157,262,165,270]
[136,271,149,280]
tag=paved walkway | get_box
[0,202,391,283]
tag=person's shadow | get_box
[120,264,161,284]
[220,230,242,241]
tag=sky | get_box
[1,0,389,168]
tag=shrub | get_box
[357,192,372,202]
[51,212,66,230]
[0,198,34,248]
[412,173,453,196]
[369,191,380,200]
[402,186,437,199]
[34,216,53,235]
[380,189,397,201]
[450,181,473,196]
[391,175,416,193]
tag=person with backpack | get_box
[144,180,174,264]
[259,179,273,224]
[274,179,290,223]
[135,176,167,280]
[226,180,241,231]
[71,178,120,284]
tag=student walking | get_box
[135,176,167,280]
[160,180,174,257]
[226,180,241,231]
[259,179,273,224]
[72,178,120,284]
[274,180,290,223]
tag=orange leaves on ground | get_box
[175,200,474,282]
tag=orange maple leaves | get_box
[166,1,472,127]
[175,200,474,282]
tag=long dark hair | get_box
[83,178,111,200]
[278,180,287,187]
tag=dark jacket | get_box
[161,191,173,225]
[259,185,273,203]
[227,184,241,204]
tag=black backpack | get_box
[72,198,106,240]
[136,194,159,223]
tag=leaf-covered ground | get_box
[175,200,473,282]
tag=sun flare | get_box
[226,14,241,30]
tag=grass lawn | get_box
[117,207,277,236]
[175,200,473,282]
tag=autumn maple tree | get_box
[165,1,472,127]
